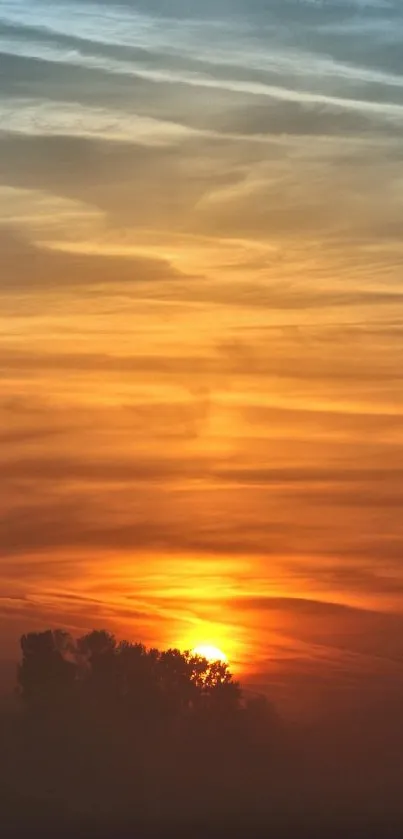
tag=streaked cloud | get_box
[1,0,403,704]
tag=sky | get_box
[1,0,403,713]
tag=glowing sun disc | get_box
[192,644,228,663]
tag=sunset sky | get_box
[1,0,403,713]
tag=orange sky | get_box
[1,0,403,712]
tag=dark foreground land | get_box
[2,630,403,838]
[2,707,403,839]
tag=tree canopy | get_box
[18,629,241,718]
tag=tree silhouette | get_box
[77,629,117,659]
[18,630,77,706]
[7,627,290,837]
[117,641,163,715]
[17,629,241,721]
[77,630,120,703]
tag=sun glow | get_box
[192,644,228,663]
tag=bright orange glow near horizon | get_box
[192,645,228,664]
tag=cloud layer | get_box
[1,0,403,708]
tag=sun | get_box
[192,644,228,663]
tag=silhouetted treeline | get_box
[1,629,280,837]
[17,628,242,717]
[2,628,403,839]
